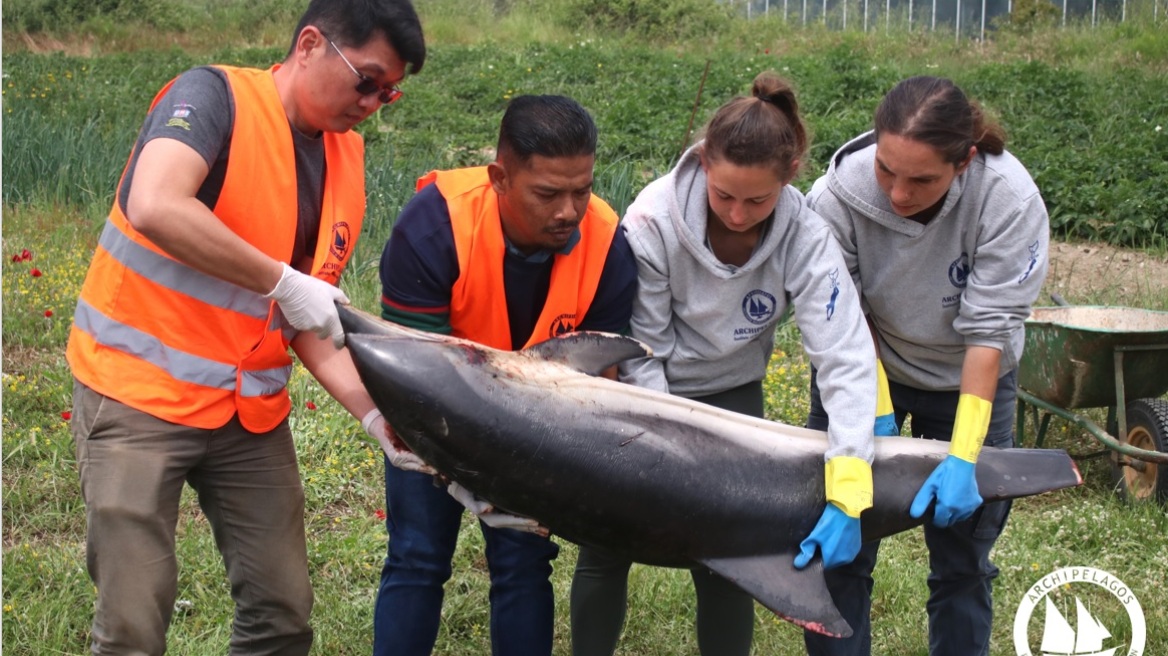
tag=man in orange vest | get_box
[64,1,425,653]
[368,95,637,655]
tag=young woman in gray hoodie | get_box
[569,72,879,656]
[802,77,1050,656]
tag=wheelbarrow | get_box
[1016,300,1168,502]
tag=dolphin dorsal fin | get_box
[698,553,852,639]
[524,332,652,376]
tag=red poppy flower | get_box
[305,401,317,410]
[44,309,54,318]
[21,249,32,261]
[11,254,21,262]
[61,411,72,421]
[374,509,387,521]
[30,268,42,277]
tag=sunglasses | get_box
[326,37,402,105]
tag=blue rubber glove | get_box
[909,455,983,527]
[874,413,898,437]
[794,503,862,570]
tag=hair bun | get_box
[751,71,798,117]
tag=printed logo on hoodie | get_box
[943,252,970,308]
[948,252,970,288]
[741,290,776,325]
[826,269,841,321]
[1018,240,1041,284]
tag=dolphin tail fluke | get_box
[698,553,852,638]
[975,447,1082,502]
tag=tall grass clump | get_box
[557,0,735,42]
[1,0,189,34]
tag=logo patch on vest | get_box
[550,314,576,338]
[329,222,352,261]
[741,290,776,326]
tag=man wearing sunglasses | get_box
[370,95,638,656]
[65,1,424,654]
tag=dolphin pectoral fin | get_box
[697,553,852,638]
[523,331,652,375]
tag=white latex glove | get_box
[361,408,436,475]
[446,481,549,537]
[264,262,349,348]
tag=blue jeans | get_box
[373,464,560,656]
[802,370,1017,656]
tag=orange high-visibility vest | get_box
[66,65,366,433]
[418,167,618,350]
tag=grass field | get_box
[3,1,1168,654]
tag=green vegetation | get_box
[4,2,1167,247]
[3,1,1168,654]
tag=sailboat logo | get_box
[1013,567,1145,656]
[1039,597,1116,656]
[740,290,776,325]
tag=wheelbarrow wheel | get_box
[1109,398,1168,503]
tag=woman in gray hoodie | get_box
[802,77,1049,656]
[569,72,879,656]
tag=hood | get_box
[824,131,969,237]
[667,141,800,276]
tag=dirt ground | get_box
[1043,240,1168,308]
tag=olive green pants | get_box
[72,380,313,656]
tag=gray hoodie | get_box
[808,131,1050,391]
[620,143,877,463]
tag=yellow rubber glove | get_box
[795,457,872,569]
[949,394,993,462]
[874,360,898,436]
[824,456,874,518]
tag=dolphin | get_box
[339,304,1081,638]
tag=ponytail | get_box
[875,76,1007,164]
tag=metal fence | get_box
[732,0,1166,39]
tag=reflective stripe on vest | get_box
[66,64,365,432]
[73,298,291,396]
[419,167,619,350]
[97,219,272,321]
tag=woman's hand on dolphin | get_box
[796,456,869,568]
[446,481,550,537]
[361,408,437,475]
[909,455,983,527]
[911,393,990,526]
[794,502,861,570]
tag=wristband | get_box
[949,394,992,463]
[824,456,874,518]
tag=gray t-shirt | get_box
[118,66,326,267]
